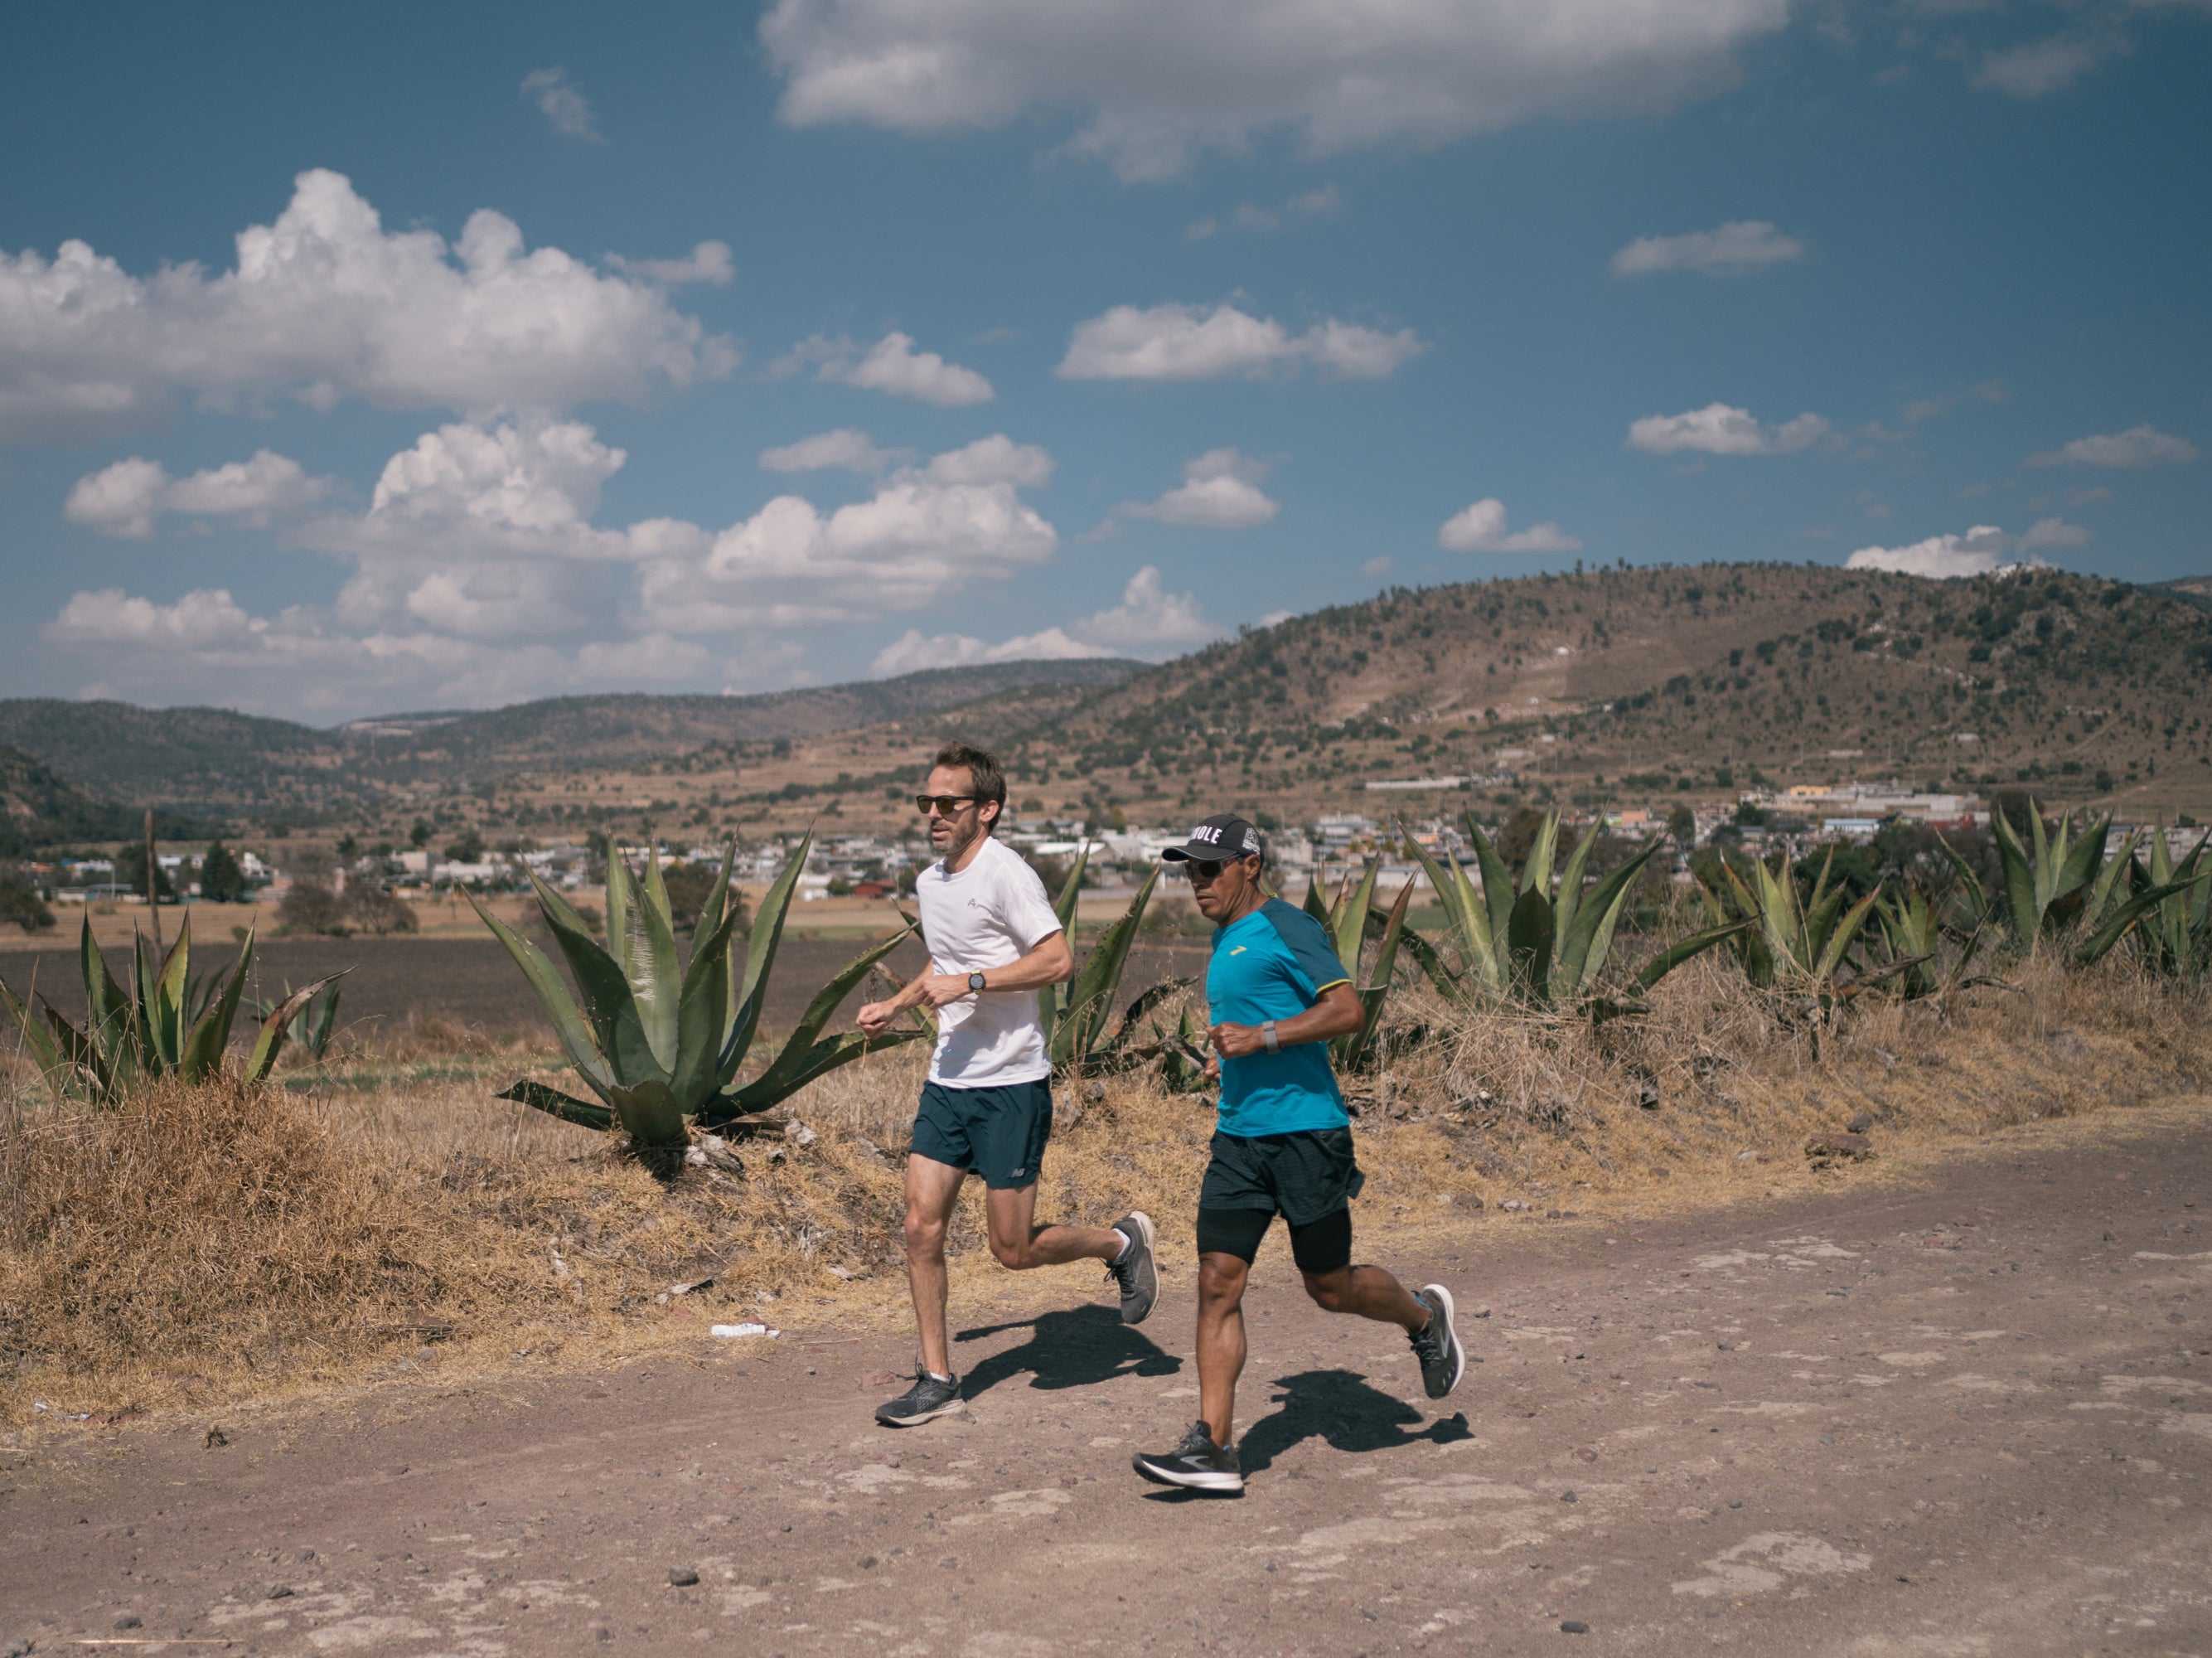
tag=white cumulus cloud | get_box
[2027,424,2198,469]
[2021,516,2092,549]
[0,168,733,439]
[1842,520,2086,578]
[871,563,1218,674]
[760,428,904,474]
[604,241,735,286]
[1437,498,1582,555]
[759,0,1792,180]
[1188,184,1343,240]
[1626,403,1832,457]
[1611,220,1804,277]
[1972,32,2126,98]
[1058,302,1421,381]
[41,424,1070,715]
[782,331,995,406]
[1121,448,1278,528]
[65,450,331,539]
[521,67,606,141]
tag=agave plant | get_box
[1402,811,1739,1011]
[1956,805,2115,943]
[1298,856,1414,1070]
[1867,890,1949,1000]
[474,833,923,1151]
[2077,827,2212,972]
[1700,846,1881,998]
[1038,843,1189,1074]
[1939,807,2201,966]
[256,978,345,1064]
[1,913,336,1103]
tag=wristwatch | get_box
[967,971,988,995]
[1261,1020,1280,1054]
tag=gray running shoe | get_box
[875,1370,962,1428]
[1106,1210,1159,1325]
[1132,1421,1243,1494]
[1410,1284,1465,1399]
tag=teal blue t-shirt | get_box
[1208,899,1353,1137]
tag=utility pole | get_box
[144,807,163,955]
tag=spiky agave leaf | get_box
[1040,839,1092,1047]
[245,972,346,1082]
[1053,863,1162,1067]
[717,829,818,1089]
[718,921,923,1114]
[1553,833,1664,1001]
[666,901,743,1115]
[495,1079,616,1132]
[1505,885,1555,1002]
[1399,830,1486,996]
[472,895,617,1103]
[516,874,651,1086]
[608,851,682,1075]
[1335,874,1412,1069]
[1327,860,1380,992]
[2076,869,2212,966]
[178,929,255,1083]
[1631,917,1754,993]
[0,972,70,1095]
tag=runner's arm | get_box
[1209,981,1363,1058]
[857,931,1072,1030]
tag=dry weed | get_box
[2,957,2205,1428]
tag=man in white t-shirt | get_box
[856,741,1159,1427]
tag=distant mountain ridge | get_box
[0,658,1140,812]
[0,744,139,856]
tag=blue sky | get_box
[2,0,2206,720]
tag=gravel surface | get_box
[4,1117,2210,1655]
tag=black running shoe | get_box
[875,1370,962,1428]
[1410,1284,1465,1399]
[1106,1210,1159,1325]
[1132,1421,1243,1494]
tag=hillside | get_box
[0,744,133,856]
[338,658,1140,776]
[915,563,2212,832]
[0,658,1139,813]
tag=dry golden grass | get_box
[2,955,2206,1430]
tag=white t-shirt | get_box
[914,835,1063,1087]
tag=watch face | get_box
[968,972,987,991]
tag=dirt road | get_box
[5,1114,2210,1656]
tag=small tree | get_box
[278,878,350,936]
[443,828,486,864]
[115,841,177,901]
[0,866,55,932]
[200,839,250,903]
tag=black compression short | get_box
[1195,1205,1353,1275]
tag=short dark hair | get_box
[932,741,1006,824]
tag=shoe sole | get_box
[1116,1211,1159,1326]
[875,1397,966,1428]
[1419,1282,1466,1399]
[1131,1454,1244,1495]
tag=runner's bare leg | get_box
[983,1183,1128,1269]
[903,1154,966,1378]
[1196,1251,1251,1446]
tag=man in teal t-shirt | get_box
[1131,812,1465,1495]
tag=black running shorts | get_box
[1194,1127,1365,1275]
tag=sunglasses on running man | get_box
[1179,858,1232,882]
[916,793,980,816]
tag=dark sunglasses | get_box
[916,794,979,817]
[1179,858,1231,882]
